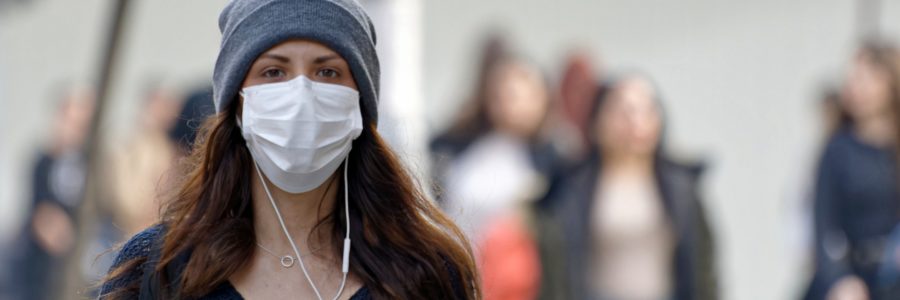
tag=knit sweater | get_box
[99,225,371,299]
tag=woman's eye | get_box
[317,68,339,78]
[262,68,286,78]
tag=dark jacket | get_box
[99,225,373,300]
[540,155,718,300]
[807,128,899,300]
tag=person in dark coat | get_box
[541,73,718,300]
[807,39,900,300]
[5,87,95,300]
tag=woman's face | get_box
[595,76,662,158]
[486,61,549,139]
[843,53,892,121]
[55,88,95,152]
[241,39,357,92]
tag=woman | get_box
[100,1,479,299]
[110,84,181,236]
[11,87,94,300]
[545,73,717,300]
[430,40,557,241]
[808,39,900,300]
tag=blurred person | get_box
[109,83,181,236]
[544,73,717,300]
[430,37,559,241]
[430,32,507,181]
[6,86,95,300]
[431,32,564,185]
[555,49,601,161]
[808,39,900,300]
[430,34,566,300]
[526,49,602,212]
[100,1,479,299]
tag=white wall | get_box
[422,0,900,299]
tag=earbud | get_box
[342,238,351,273]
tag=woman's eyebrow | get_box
[313,54,340,64]
[260,53,290,63]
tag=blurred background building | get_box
[1,0,900,299]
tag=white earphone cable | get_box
[252,156,351,300]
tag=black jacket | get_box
[807,128,899,300]
[541,155,718,300]
[99,225,373,300]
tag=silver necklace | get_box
[256,243,322,268]
[256,241,324,268]
[252,156,352,300]
[256,243,296,268]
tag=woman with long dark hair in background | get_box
[429,35,559,243]
[808,39,900,300]
[99,1,479,299]
[543,73,717,300]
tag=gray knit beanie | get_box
[213,0,380,125]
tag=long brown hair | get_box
[434,32,553,156]
[102,95,480,299]
[438,32,508,146]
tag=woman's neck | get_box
[854,111,897,147]
[250,166,339,256]
[601,152,654,179]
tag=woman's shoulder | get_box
[816,128,861,171]
[822,126,875,157]
[112,224,166,265]
[99,224,166,298]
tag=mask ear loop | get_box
[251,154,351,300]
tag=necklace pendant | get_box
[280,255,295,268]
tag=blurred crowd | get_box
[431,33,717,300]
[0,82,214,299]
[427,33,900,300]
[2,30,900,300]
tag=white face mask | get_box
[240,75,363,193]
